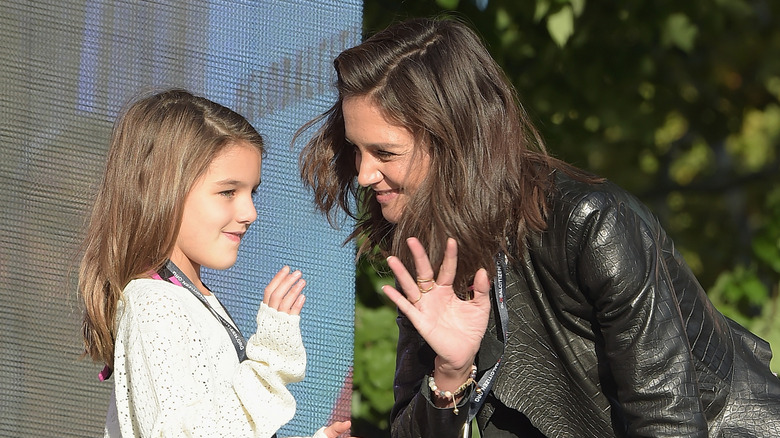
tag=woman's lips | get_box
[374,189,399,203]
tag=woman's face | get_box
[342,95,430,224]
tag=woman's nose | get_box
[355,153,381,187]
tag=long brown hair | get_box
[298,17,591,294]
[80,89,264,367]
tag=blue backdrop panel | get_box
[0,1,360,436]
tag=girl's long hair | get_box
[299,17,595,294]
[80,89,264,368]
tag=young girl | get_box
[80,89,350,437]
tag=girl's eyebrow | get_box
[214,179,241,186]
[215,178,262,187]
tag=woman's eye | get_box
[375,150,395,160]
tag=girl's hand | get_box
[382,237,491,376]
[322,420,353,438]
[262,266,306,315]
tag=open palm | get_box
[383,237,491,372]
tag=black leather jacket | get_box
[390,174,780,437]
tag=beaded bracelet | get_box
[428,364,478,415]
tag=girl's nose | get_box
[238,194,258,224]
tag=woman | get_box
[298,17,780,437]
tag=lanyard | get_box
[156,261,248,362]
[462,253,509,437]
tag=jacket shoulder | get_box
[549,172,656,232]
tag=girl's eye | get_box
[220,189,236,198]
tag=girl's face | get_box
[170,141,261,280]
[343,95,430,224]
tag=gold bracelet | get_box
[428,364,478,415]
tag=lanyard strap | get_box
[463,253,509,435]
[157,261,248,362]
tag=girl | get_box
[80,89,350,437]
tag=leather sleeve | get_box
[390,312,471,438]
[568,190,709,437]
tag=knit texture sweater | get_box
[104,278,327,437]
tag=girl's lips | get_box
[223,232,243,243]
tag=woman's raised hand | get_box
[263,266,306,315]
[382,237,491,374]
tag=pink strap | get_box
[98,364,112,381]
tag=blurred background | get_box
[1,1,358,436]
[351,1,780,437]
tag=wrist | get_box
[428,364,477,414]
[433,355,475,380]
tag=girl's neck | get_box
[168,258,211,296]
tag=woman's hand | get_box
[382,237,491,376]
[262,266,306,315]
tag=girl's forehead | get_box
[201,143,261,178]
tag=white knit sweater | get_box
[104,278,327,437]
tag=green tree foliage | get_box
[352,255,397,436]
[353,1,780,436]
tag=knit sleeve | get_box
[109,280,312,438]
